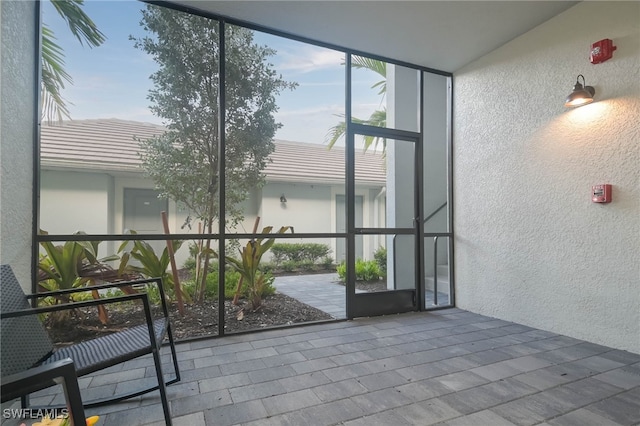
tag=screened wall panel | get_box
[224,25,346,235]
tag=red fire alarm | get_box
[590,39,616,64]
[592,184,612,203]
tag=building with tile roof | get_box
[39,119,387,264]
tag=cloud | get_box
[276,104,344,118]
[275,46,345,74]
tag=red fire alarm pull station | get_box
[592,184,612,203]
[590,39,616,64]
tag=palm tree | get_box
[326,56,387,152]
[41,0,105,123]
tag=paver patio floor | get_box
[273,273,452,319]
[16,308,640,426]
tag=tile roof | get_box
[40,119,385,185]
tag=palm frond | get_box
[325,118,346,149]
[351,56,386,79]
[352,56,386,95]
[41,25,72,123]
[325,109,387,153]
[50,0,106,47]
[41,1,106,123]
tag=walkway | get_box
[273,273,351,319]
[20,309,640,425]
[273,273,451,319]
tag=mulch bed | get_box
[44,279,387,345]
[45,293,333,345]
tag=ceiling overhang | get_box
[170,1,578,72]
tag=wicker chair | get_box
[0,265,180,425]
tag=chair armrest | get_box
[27,277,163,299]
[3,293,166,352]
[27,277,171,319]
[1,358,87,425]
[1,293,151,319]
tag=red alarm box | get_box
[590,39,616,64]
[592,184,612,203]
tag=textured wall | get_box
[453,2,640,353]
[0,1,37,287]
[40,170,112,234]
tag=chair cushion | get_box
[45,319,168,376]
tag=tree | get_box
[326,56,387,152]
[42,0,105,123]
[132,5,296,302]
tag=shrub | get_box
[373,246,387,276]
[336,259,381,282]
[281,260,297,272]
[321,256,334,269]
[336,262,347,281]
[270,243,331,265]
[356,259,381,281]
[181,270,275,301]
[299,259,316,271]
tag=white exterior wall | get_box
[260,182,382,262]
[40,170,112,234]
[37,174,383,266]
[387,65,419,289]
[454,2,640,353]
[423,72,451,276]
[0,0,37,288]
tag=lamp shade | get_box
[565,75,595,107]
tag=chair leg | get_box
[21,394,29,409]
[58,360,87,426]
[166,324,181,384]
[152,346,172,426]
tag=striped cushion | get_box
[45,319,168,376]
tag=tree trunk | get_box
[198,216,215,303]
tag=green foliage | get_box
[298,260,316,272]
[373,246,387,276]
[38,231,120,292]
[37,231,121,325]
[281,260,297,272]
[225,226,291,310]
[336,262,347,281]
[356,259,381,282]
[336,259,382,282]
[321,256,334,269]
[132,6,296,299]
[42,0,106,123]
[270,243,331,265]
[181,266,275,302]
[117,233,187,302]
[133,6,297,233]
[182,256,197,272]
[181,261,234,301]
[326,56,387,152]
[38,240,86,291]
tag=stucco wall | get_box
[40,170,112,234]
[453,2,640,353]
[0,1,37,287]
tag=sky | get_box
[43,0,383,145]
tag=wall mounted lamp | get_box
[565,74,595,107]
[280,194,287,203]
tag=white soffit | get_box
[171,1,578,72]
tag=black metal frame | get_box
[31,0,456,332]
[347,122,423,318]
[1,277,180,425]
[1,358,86,426]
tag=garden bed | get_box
[46,292,333,345]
